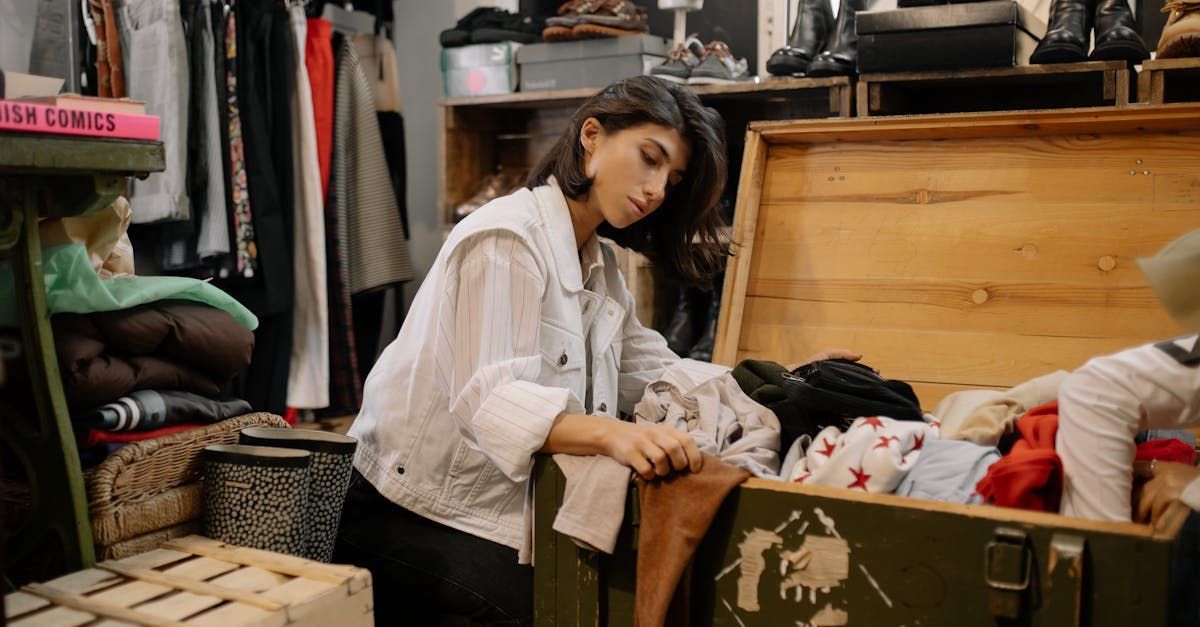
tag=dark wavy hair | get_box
[527,75,729,286]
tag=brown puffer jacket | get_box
[53,300,254,412]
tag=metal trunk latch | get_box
[985,526,1032,620]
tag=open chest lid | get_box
[712,105,1200,408]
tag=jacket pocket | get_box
[445,440,519,521]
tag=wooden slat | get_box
[162,536,357,585]
[262,577,336,606]
[42,569,122,595]
[97,563,283,612]
[181,603,280,627]
[132,591,223,622]
[751,103,1200,144]
[158,556,241,582]
[10,606,96,627]
[714,129,768,366]
[86,581,173,611]
[5,591,51,618]
[21,583,184,627]
[739,284,1176,343]
[112,548,193,571]
[207,567,291,593]
[734,323,1135,389]
[908,381,1005,408]
[438,76,851,108]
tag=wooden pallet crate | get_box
[1138,57,1200,105]
[4,535,373,626]
[856,60,1133,117]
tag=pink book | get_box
[0,99,159,141]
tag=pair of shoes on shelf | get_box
[440,7,546,47]
[201,427,356,562]
[651,36,751,84]
[765,0,877,78]
[1157,0,1200,58]
[1030,0,1148,64]
[543,0,649,41]
[454,168,528,222]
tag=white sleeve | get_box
[437,232,582,483]
[1057,336,1200,522]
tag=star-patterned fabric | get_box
[787,415,940,494]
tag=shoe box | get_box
[440,41,520,97]
[857,0,1047,73]
[517,35,669,92]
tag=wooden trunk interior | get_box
[715,104,1200,408]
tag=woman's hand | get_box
[602,421,703,481]
[1134,460,1200,526]
[785,348,862,371]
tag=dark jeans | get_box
[334,472,533,626]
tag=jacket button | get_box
[559,352,568,366]
[598,403,607,412]
[397,467,405,475]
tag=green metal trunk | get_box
[534,458,1198,626]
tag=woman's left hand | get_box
[786,348,862,370]
[1134,460,1200,526]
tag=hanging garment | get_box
[118,0,191,223]
[194,0,231,262]
[230,0,297,416]
[333,39,413,295]
[305,18,335,198]
[285,5,330,410]
[222,3,258,280]
[351,33,409,234]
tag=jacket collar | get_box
[534,176,606,294]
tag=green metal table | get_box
[0,133,164,581]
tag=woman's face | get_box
[581,119,690,229]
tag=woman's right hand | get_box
[602,421,703,481]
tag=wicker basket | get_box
[85,412,288,545]
[96,520,201,560]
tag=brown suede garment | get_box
[636,453,750,627]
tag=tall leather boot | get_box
[806,0,874,77]
[664,285,704,357]
[1090,0,1150,61]
[1030,0,1093,63]
[688,282,724,363]
[766,0,837,76]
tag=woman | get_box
[335,76,847,625]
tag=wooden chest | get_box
[534,104,1200,626]
[4,535,373,626]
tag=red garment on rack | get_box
[975,401,1063,512]
[306,18,335,198]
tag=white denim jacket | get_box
[348,177,679,555]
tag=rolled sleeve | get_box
[437,231,578,482]
[1182,477,1200,511]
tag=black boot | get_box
[766,0,837,77]
[1090,0,1150,61]
[664,285,704,357]
[1030,0,1093,63]
[688,282,724,363]
[806,0,874,77]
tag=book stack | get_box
[0,71,159,141]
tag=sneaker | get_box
[687,40,750,84]
[650,35,703,84]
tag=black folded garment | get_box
[76,390,251,432]
[781,359,923,430]
[440,7,544,47]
